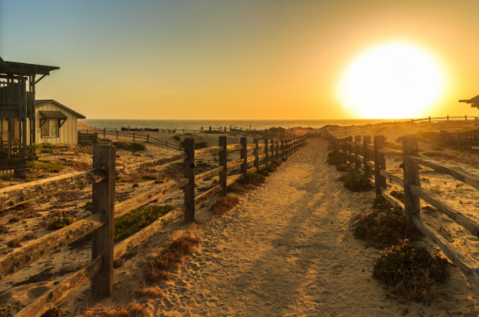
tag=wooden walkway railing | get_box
[0,135,306,316]
[325,132,479,287]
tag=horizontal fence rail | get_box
[325,131,479,289]
[1,134,306,316]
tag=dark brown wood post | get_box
[429,116,431,123]
[354,135,361,171]
[146,135,149,143]
[133,133,135,142]
[363,136,371,177]
[264,138,269,164]
[374,135,386,196]
[116,130,118,139]
[402,135,420,233]
[103,128,106,138]
[184,138,195,223]
[447,115,449,122]
[241,137,248,178]
[219,136,227,197]
[254,138,259,171]
[275,140,279,160]
[91,146,116,298]
[281,140,285,160]
[270,139,274,162]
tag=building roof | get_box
[35,100,86,119]
[0,57,59,76]
[459,95,479,104]
[39,111,68,119]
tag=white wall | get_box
[29,102,79,144]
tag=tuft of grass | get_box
[353,196,412,248]
[146,234,200,283]
[180,141,208,149]
[390,190,405,203]
[173,135,181,141]
[240,172,266,186]
[113,142,146,153]
[212,196,240,215]
[47,217,77,230]
[0,306,13,317]
[84,201,93,211]
[133,288,165,298]
[340,171,373,192]
[416,130,441,143]
[7,238,22,248]
[28,160,64,173]
[0,224,7,234]
[373,239,450,302]
[114,205,175,242]
[103,303,149,317]
[40,308,70,317]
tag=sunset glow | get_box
[337,42,444,119]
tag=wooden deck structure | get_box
[0,56,59,173]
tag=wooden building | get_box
[459,95,479,110]
[34,100,85,144]
[0,56,59,173]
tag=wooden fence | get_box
[78,131,98,143]
[325,132,479,287]
[0,135,306,316]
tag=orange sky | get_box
[1,0,479,120]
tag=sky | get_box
[1,0,479,120]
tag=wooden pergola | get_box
[0,56,59,173]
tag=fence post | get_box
[116,130,118,139]
[429,116,431,123]
[274,140,278,160]
[374,135,386,196]
[146,135,149,143]
[402,135,420,233]
[363,136,371,177]
[466,115,468,121]
[270,139,274,162]
[254,138,259,170]
[91,146,116,298]
[264,139,269,165]
[241,137,248,179]
[133,133,135,142]
[103,128,106,138]
[219,136,227,197]
[281,140,285,160]
[184,138,195,223]
[354,135,361,171]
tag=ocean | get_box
[80,119,396,131]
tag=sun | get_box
[337,42,444,119]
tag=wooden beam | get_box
[402,135,420,234]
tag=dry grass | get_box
[211,196,240,215]
[146,234,201,284]
[133,287,165,298]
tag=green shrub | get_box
[327,149,345,167]
[353,196,408,248]
[114,205,175,242]
[84,201,93,211]
[340,171,373,192]
[40,308,70,317]
[142,175,157,181]
[173,135,181,141]
[373,239,449,301]
[47,217,77,230]
[390,190,405,203]
[113,142,146,152]
[240,172,266,186]
[7,238,22,248]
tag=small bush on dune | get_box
[240,172,266,186]
[340,171,373,192]
[7,238,22,248]
[102,303,149,317]
[133,288,165,299]
[146,235,200,283]
[390,190,405,203]
[353,196,409,248]
[212,196,240,215]
[327,149,346,167]
[113,142,146,153]
[373,239,450,302]
[47,217,77,230]
[40,308,70,317]
[173,135,181,141]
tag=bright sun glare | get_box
[337,42,444,119]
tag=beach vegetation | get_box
[0,224,7,234]
[212,196,240,215]
[47,217,77,230]
[372,239,450,301]
[415,130,441,143]
[146,234,200,283]
[173,135,181,141]
[0,305,13,317]
[180,140,208,149]
[133,288,165,299]
[7,238,22,248]
[327,149,346,167]
[340,171,373,192]
[113,142,146,152]
[84,201,93,211]
[390,190,405,203]
[101,303,149,317]
[114,205,175,242]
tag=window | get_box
[41,119,59,137]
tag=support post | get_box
[103,128,106,138]
[254,138,259,170]
[374,135,386,196]
[354,135,361,171]
[281,140,285,160]
[402,135,421,233]
[264,139,269,165]
[270,139,274,163]
[363,136,371,178]
[116,130,118,139]
[184,138,195,223]
[146,135,149,142]
[133,133,135,141]
[241,137,248,178]
[91,146,116,298]
[219,136,227,197]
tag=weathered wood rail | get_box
[325,132,479,288]
[0,134,306,316]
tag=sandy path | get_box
[149,138,476,317]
